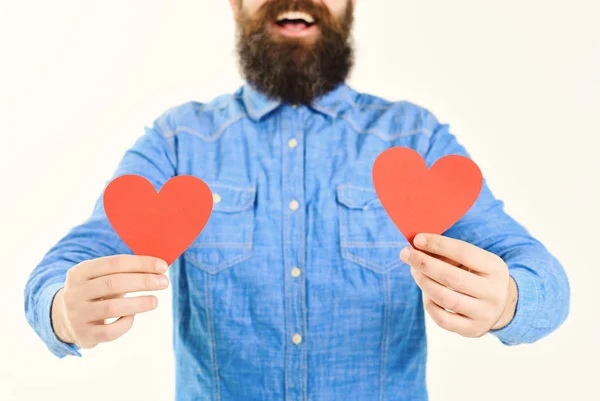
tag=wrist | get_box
[491,276,518,331]
[51,288,75,344]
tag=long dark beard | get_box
[236,0,355,105]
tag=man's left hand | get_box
[399,233,518,337]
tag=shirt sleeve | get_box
[24,116,177,358]
[422,112,570,345]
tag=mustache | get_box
[240,0,348,37]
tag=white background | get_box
[1,1,598,400]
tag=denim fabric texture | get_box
[24,83,570,401]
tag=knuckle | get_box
[444,268,461,289]
[105,276,116,291]
[441,293,459,312]
[107,256,118,272]
[417,254,427,271]
[102,301,115,317]
[430,236,442,254]
[143,274,155,289]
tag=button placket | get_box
[282,104,307,400]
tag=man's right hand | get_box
[50,255,170,349]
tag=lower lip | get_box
[273,22,318,38]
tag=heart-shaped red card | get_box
[103,175,213,265]
[372,147,483,246]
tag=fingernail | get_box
[156,259,168,272]
[400,247,410,262]
[158,276,169,288]
[414,234,427,249]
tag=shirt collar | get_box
[241,82,353,120]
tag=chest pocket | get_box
[183,183,256,274]
[336,185,408,274]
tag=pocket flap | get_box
[208,183,256,212]
[336,185,382,210]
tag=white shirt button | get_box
[291,267,302,278]
[288,138,298,148]
[292,333,303,345]
[289,200,299,211]
[291,104,297,109]
[212,193,222,204]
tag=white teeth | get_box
[276,11,315,24]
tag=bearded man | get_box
[25,1,570,400]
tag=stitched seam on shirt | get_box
[341,242,406,248]
[188,243,252,248]
[246,194,255,270]
[311,104,337,118]
[336,186,382,209]
[341,115,432,141]
[344,91,395,110]
[380,273,391,401]
[193,95,242,113]
[336,185,376,192]
[345,93,393,110]
[338,202,349,250]
[282,113,290,401]
[343,251,403,274]
[209,183,257,192]
[243,93,262,119]
[339,206,402,272]
[185,250,251,274]
[204,273,221,400]
[163,113,245,142]
[212,206,255,213]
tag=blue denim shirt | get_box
[25,83,570,401]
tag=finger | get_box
[411,268,485,319]
[89,295,158,320]
[413,233,494,274]
[423,296,479,337]
[90,315,135,344]
[71,255,168,282]
[89,293,126,325]
[84,273,169,300]
[400,247,487,298]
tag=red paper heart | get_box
[103,175,213,265]
[372,147,483,246]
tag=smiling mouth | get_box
[274,11,318,37]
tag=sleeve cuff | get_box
[489,268,540,345]
[38,282,82,358]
